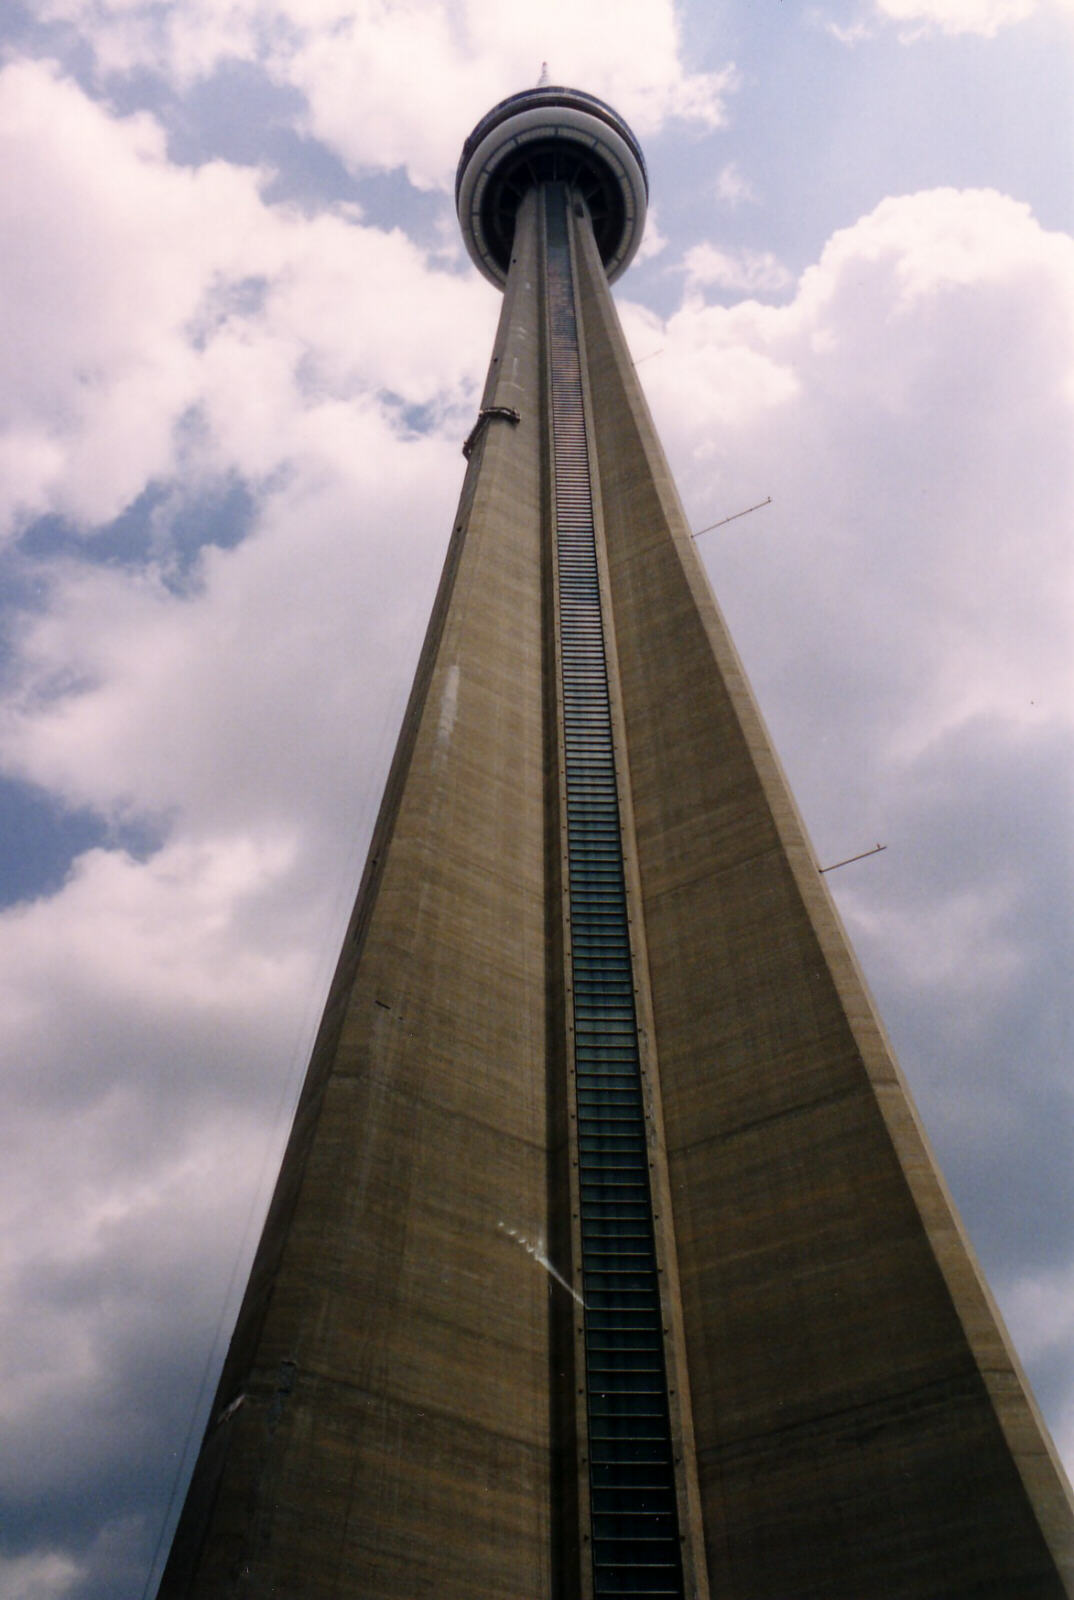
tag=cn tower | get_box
[159,88,1074,1599]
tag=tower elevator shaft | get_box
[546,183,686,1599]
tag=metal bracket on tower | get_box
[461,405,521,458]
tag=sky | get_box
[0,1,1071,1595]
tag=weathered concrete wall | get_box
[572,211,1074,1598]
[161,194,563,1600]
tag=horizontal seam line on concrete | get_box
[325,1069,549,1154]
[636,839,791,904]
[668,1082,865,1157]
[695,1366,986,1458]
[275,1353,556,1446]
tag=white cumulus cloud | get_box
[33,0,735,187]
[0,57,493,539]
[875,0,1070,35]
[683,241,794,294]
[635,189,1074,751]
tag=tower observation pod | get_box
[456,87,648,286]
[158,88,1074,1600]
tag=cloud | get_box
[818,0,1072,38]
[279,0,736,189]
[682,241,794,294]
[1004,1255,1074,1459]
[0,58,241,531]
[712,161,759,207]
[635,204,669,263]
[33,0,735,187]
[692,196,1066,805]
[823,16,878,42]
[0,1552,80,1600]
[1009,1258,1074,1354]
[0,56,493,542]
[874,0,1070,35]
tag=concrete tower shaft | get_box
[157,88,1074,1600]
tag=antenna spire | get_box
[538,61,550,86]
